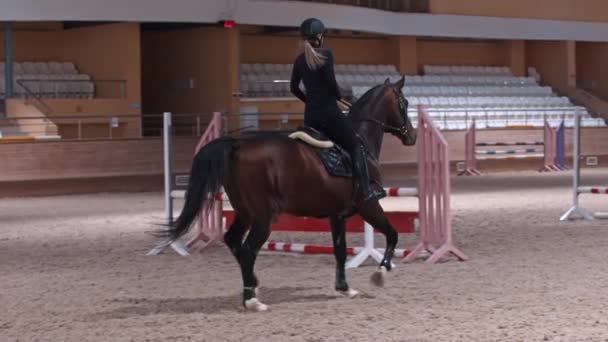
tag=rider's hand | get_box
[337,100,351,112]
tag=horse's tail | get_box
[160,137,236,242]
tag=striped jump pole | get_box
[215,187,418,269]
[262,241,410,259]
[560,111,608,221]
[476,148,543,155]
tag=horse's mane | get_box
[349,84,385,120]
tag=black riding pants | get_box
[305,107,359,153]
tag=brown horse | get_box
[161,77,416,311]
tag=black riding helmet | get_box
[300,18,326,39]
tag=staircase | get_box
[1,99,59,140]
[566,87,608,122]
[0,117,28,139]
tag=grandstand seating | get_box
[240,63,400,98]
[240,63,606,130]
[0,61,95,99]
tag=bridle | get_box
[349,87,411,138]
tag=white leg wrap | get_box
[244,298,268,312]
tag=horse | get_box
[159,76,416,311]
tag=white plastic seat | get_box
[344,74,356,87]
[353,74,366,86]
[251,63,264,75]
[248,82,262,97]
[21,62,37,75]
[34,62,51,74]
[61,62,78,75]
[346,65,358,75]
[271,82,284,97]
[355,64,367,74]
[240,82,251,96]
[385,64,398,75]
[262,64,275,74]
[49,62,63,75]
[335,64,347,74]
[368,65,380,74]
[13,62,24,75]
[241,64,252,74]
[364,74,376,85]
[375,75,388,84]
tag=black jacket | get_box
[290,48,342,115]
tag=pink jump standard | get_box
[404,106,468,263]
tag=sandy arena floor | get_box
[1,170,608,342]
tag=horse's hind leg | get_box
[238,218,272,312]
[224,212,250,259]
[330,216,359,298]
[358,200,398,287]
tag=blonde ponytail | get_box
[303,40,326,70]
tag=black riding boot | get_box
[352,144,384,203]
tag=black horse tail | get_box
[160,137,236,241]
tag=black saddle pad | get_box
[295,126,352,178]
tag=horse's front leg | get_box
[330,216,359,298]
[359,201,398,287]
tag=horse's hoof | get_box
[244,298,268,312]
[370,266,387,287]
[338,288,360,299]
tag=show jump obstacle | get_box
[148,106,467,265]
[560,112,608,221]
[459,119,566,176]
[146,112,223,256]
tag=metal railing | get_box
[12,78,128,115]
[17,78,127,99]
[228,107,606,133]
[267,0,429,12]
[405,107,607,130]
[141,113,217,138]
[0,113,143,141]
[3,108,604,143]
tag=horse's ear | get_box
[384,78,390,85]
[395,75,405,89]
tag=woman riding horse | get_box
[156,19,416,312]
[291,18,383,203]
